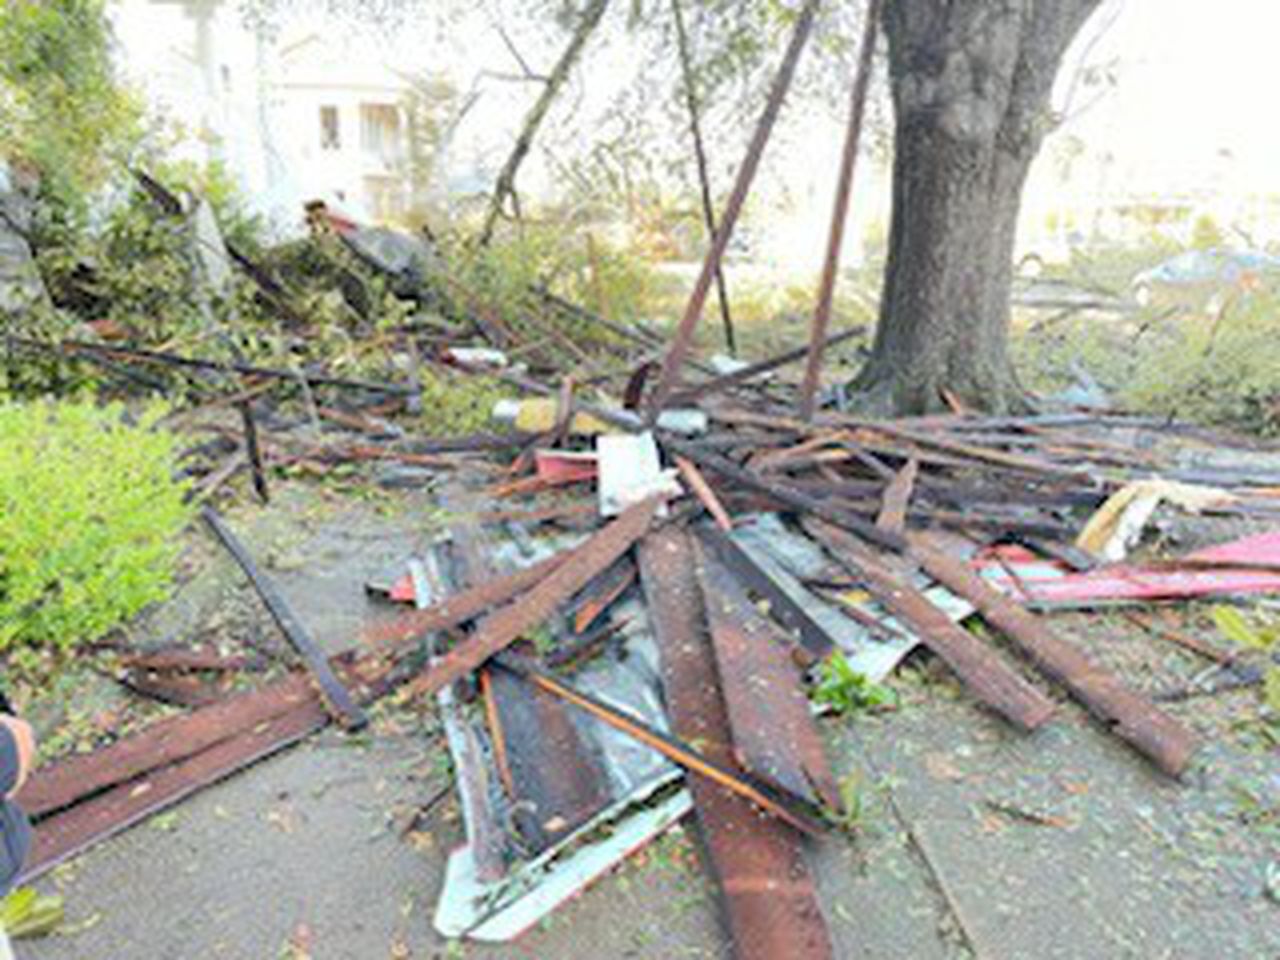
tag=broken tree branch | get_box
[478,0,612,245]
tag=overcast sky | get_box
[1056,0,1280,194]
[112,0,1280,256]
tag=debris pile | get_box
[12,206,1280,951]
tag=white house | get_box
[110,0,417,231]
[273,33,413,224]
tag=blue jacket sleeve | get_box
[0,724,21,796]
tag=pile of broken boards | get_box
[359,412,1280,951]
[18,403,1280,958]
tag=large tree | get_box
[234,0,1107,419]
[851,0,1102,415]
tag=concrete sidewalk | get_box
[20,486,1279,959]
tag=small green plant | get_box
[0,400,193,667]
[1212,605,1280,713]
[811,651,898,715]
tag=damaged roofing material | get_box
[640,528,835,960]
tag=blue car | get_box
[1132,249,1280,306]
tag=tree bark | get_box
[478,0,611,246]
[852,0,1102,415]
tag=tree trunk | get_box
[852,0,1101,415]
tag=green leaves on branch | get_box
[0,0,142,212]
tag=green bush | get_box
[1015,287,1280,435]
[0,0,142,214]
[1124,290,1280,434]
[0,400,192,663]
[437,226,659,352]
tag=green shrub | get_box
[0,0,142,214]
[1124,290,1280,434]
[416,367,510,437]
[1014,294,1280,436]
[437,226,659,353]
[0,400,192,664]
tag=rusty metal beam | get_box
[484,665,611,852]
[448,512,612,857]
[24,336,420,396]
[19,674,315,818]
[675,454,734,531]
[115,648,256,673]
[21,696,329,883]
[797,0,880,421]
[202,506,367,729]
[492,653,823,835]
[807,519,1056,732]
[669,327,863,406]
[638,528,834,960]
[696,543,840,811]
[647,0,823,420]
[18,654,399,881]
[697,525,834,665]
[662,434,906,553]
[908,535,1198,776]
[362,551,567,650]
[672,0,737,355]
[569,558,637,634]
[402,496,662,700]
[112,668,226,708]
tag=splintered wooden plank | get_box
[695,544,840,811]
[876,456,918,536]
[638,528,834,960]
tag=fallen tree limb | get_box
[478,0,612,245]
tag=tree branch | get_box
[478,0,612,246]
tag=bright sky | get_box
[1057,0,1280,195]
[111,0,1280,254]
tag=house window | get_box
[359,103,402,162]
[319,105,340,150]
